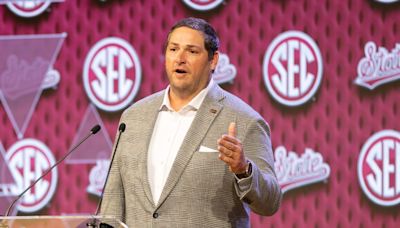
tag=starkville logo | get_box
[0,33,65,139]
[212,53,237,84]
[1,55,49,99]
[355,41,400,90]
[87,159,110,196]
[83,37,142,112]
[263,31,323,107]
[6,0,53,18]
[358,130,400,207]
[5,138,58,213]
[274,146,330,194]
[182,0,224,11]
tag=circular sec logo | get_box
[182,0,224,11]
[6,139,58,213]
[374,0,399,3]
[7,0,51,18]
[263,31,323,107]
[83,37,142,112]
[358,130,400,206]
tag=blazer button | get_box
[153,212,159,219]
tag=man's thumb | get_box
[228,122,236,137]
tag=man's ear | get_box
[211,51,219,72]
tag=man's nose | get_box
[176,50,186,64]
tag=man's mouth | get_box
[175,69,188,74]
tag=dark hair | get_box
[166,17,219,60]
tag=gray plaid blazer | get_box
[101,82,281,227]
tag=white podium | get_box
[0,215,127,228]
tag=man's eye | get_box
[190,50,198,54]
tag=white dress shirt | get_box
[147,80,214,205]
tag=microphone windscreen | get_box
[119,123,126,132]
[91,125,101,134]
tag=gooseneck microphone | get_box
[4,124,101,217]
[87,123,126,228]
[95,122,125,215]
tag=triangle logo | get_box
[66,104,113,164]
[0,33,66,139]
[0,142,18,215]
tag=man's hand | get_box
[217,122,248,174]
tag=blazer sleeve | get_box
[233,117,282,216]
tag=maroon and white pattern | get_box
[5,138,57,213]
[3,0,62,18]
[0,33,66,139]
[263,31,323,107]
[358,130,400,206]
[87,159,110,196]
[182,0,224,11]
[83,37,142,112]
[212,53,236,84]
[355,41,400,90]
[274,146,330,194]
[0,0,399,226]
[373,0,399,3]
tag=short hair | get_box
[165,17,220,60]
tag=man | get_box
[101,17,282,227]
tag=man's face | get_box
[165,26,218,98]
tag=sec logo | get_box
[6,0,51,18]
[83,37,142,112]
[182,0,224,11]
[374,0,399,3]
[6,138,57,213]
[263,31,323,107]
[358,130,400,206]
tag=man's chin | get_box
[170,81,197,95]
[170,84,190,92]
[170,77,190,87]
[170,73,190,83]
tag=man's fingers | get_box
[218,121,245,172]
[219,152,243,173]
[221,135,238,144]
[219,152,233,163]
[228,122,236,137]
[218,139,235,152]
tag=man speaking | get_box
[100,17,282,227]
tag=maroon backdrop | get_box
[1,0,399,227]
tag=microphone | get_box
[88,123,126,228]
[3,124,101,217]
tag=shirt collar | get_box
[160,78,215,112]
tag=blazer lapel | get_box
[137,92,165,207]
[156,84,225,207]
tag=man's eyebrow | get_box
[168,42,202,49]
[186,44,201,49]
